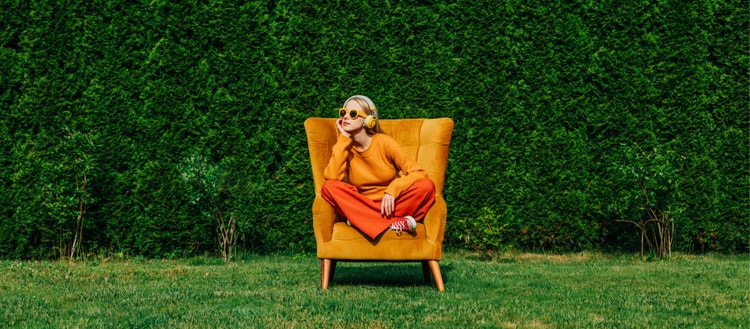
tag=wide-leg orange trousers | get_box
[321,178,436,239]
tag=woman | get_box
[321,95,436,239]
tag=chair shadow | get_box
[330,262,454,289]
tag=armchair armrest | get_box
[423,195,447,244]
[312,196,336,244]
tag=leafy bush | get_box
[609,144,685,259]
[454,207,511,260]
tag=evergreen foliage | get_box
[0,0,747,258]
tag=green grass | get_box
[1,251,747,328]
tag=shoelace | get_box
[390,219,407,236]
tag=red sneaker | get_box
[389,216,416,235]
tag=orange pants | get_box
[321,178,436,239]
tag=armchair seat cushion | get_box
[319,223,437,261]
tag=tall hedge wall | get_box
[0,0,747,259]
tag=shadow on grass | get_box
[330,262,454,289]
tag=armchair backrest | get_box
[304,118,454,197]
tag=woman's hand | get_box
[381,193,395,217]
[336,118,351,138]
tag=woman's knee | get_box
[415,178,435,195]
[322,179,355,195]
[398,178,435,201]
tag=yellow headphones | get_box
[344,95,378,129]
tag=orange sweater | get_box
[324,133,427,200]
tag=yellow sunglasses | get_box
[339,108,368,120]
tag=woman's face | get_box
[340,99,367,133]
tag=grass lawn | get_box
[0,251,747,328]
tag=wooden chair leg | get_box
[421,261,431,283]
[330,260,337,284]
[321,259,332,290]
[428,260,445,292]
[321,259,338,290]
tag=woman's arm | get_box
[323,132,353,181]
[383,138,427,198]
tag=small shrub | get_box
[609,144,685,260]
[456,207,510,260]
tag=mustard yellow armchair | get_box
[304,117,454,291]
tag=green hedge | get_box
[0,0,747,259]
